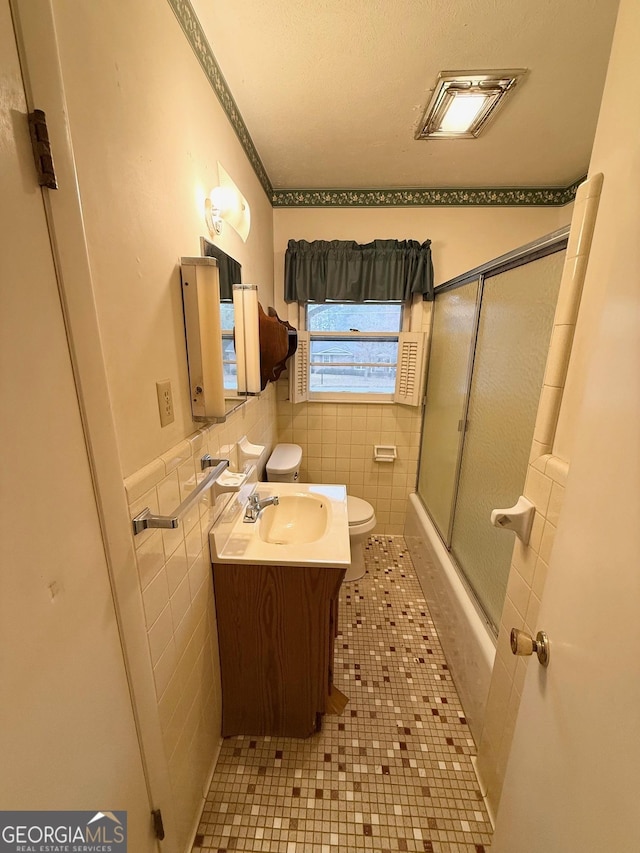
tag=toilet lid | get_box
[347,496,375,526]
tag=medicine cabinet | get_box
[180,245,260,423]
[181,243,296,423]
[180,256,227,420]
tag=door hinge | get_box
[151,808,165,841]
[27,109,58,189]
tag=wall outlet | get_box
[156,380,174,427]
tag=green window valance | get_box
[284,238,434,304]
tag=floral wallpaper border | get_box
[270,180,584,207]
[168,0,583,209]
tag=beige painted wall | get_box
[273,205,574,317]
[52,0,275,478]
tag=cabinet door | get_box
[214,563,344,737]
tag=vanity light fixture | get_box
[205,186,243,235]
[415,69,527,139]
[204,189,225,236]
[205,165,251,241]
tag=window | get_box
[220,301,237,391]
[305,302,403,400]
[291,302,427,406]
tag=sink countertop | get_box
[209,482,350,567]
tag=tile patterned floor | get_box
[194,536,492,852]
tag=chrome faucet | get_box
[243,492,279,523]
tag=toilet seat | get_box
[344,496,375,583]
[347,496,375,526]
[346,496,377,544]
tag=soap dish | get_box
[373,445,397,463]
[237,435,266,468]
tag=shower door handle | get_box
[510,628,550,667]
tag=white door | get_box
[491,271,640,853]
[491,6,640,847]
[0,4,157,850]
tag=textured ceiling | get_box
[191,0,619,190]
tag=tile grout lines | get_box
[194,535,492,852]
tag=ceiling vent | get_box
[416,69,527,139]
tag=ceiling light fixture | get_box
[416,69,527,140]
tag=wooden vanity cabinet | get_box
[213,561,345,738]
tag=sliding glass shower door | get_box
[417,282,479,541]
[417,246,565,631]
[450,252,565,627]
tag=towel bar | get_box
[132,457,229,535]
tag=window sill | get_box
[307,393,395,404]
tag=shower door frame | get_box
[418,226,569,629]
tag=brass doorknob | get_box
[510,628,550,667]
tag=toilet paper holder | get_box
[490,495,535,545]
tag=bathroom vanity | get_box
[209,483,351,737]
[213,560,344,737]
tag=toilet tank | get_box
[266,443,302,482]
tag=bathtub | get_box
[404,493,495,745]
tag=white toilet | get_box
[266,443,376,582]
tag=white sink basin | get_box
[259,494,329,544]
[209,482,350,567]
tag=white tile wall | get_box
[275,379,423,533]
[123,386,277,840]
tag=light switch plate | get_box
[156,380,174,427]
